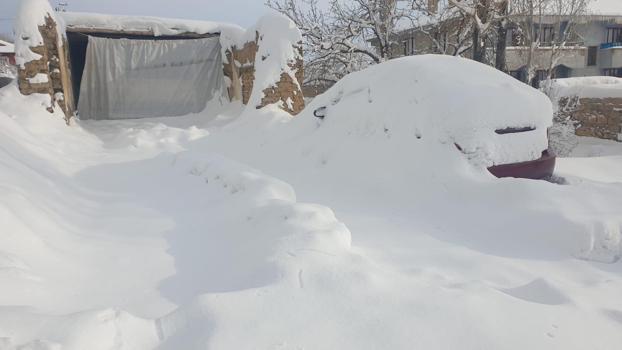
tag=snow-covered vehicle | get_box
[308,55,556,179]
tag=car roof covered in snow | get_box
[0,40,14,54]
[301,55,552,167]
[60,12,244,37]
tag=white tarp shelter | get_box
[78,36,224,120]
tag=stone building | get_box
[14,0,305,123]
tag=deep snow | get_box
[1,59,622,349]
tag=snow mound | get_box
[2,53,622,349]
[0,308,159,350]
[302,55,552,167]
[547,76,622,102]
[500,278,571,305]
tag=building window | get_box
[511,28,523,46]
[532,70,548,88]
[587,46,598,66]
[535,25,555,45]
[603,68,622,77]
[606,27,622,43]
[403,40,408,56]
[509,70,522,80]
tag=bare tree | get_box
[410,0,474,56]
[541,0,588,89]
[447,0,509,63]
[510,0,587,86]
[494,0,509,71]
[266,0,423,86]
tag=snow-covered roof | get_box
[589,0,622,16]
[0,39,15,54]
[547,77,622,101]
[60,12,244,37]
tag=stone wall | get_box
[258,51,305,115]
[17,15,73,122]
[223,33,304,116]
[558,96,622,141]
[223,35,259,105]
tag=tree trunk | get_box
[495,1,508,72]
[472,0,490,63]
[523,0,535,84]
[472,23,483,62]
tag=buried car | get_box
[308,55,556,180]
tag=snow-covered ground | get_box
[1,71,622,349]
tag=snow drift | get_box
[1,54,622,350]
[546,76,622,103]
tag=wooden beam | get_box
[65,26,220,39]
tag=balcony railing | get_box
[600,42,622,49]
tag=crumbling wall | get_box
[558,96,622,141]
[223,36,259,105]
[259,46,304,115]
[15,1,74,122]
[222,14,305,116]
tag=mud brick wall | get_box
[223,34,304,115]
[258,46,304,115]
[17,15,73,121]
[559,96,622,141]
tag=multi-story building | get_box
[505,14,622,86]
[389,2,622,87]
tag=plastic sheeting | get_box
[78,36,224,120]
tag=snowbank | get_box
[546,76,622,103]
[2,53,622,350]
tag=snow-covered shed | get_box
[0,39,16,66]
[14,0,305,123]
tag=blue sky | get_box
[0,0,272,38]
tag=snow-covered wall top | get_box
[243,13,303,111]
[547,77,622,102]
[61,12,244,38]
[13,0,62,68]
[0,40,14,54]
